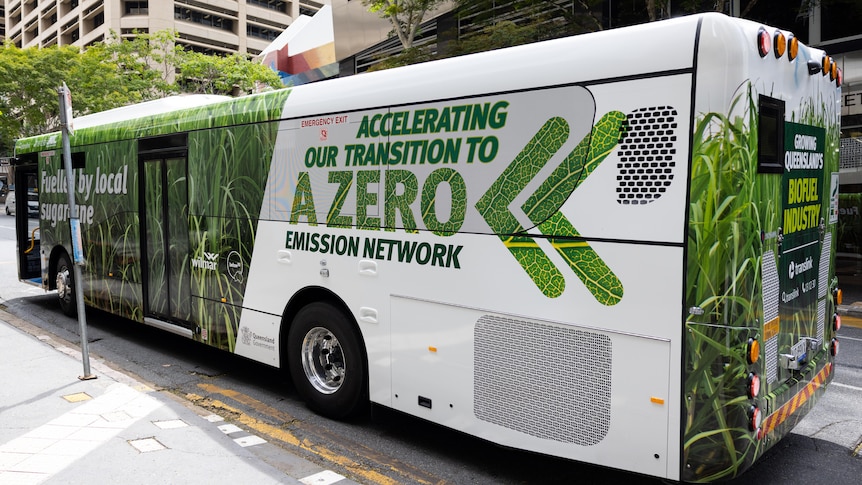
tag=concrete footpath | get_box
[0,313,357,485]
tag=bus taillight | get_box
[833,313,841,332]
[747,373,761,399]
[757,28,771,57]
[748,405,762,434]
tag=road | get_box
[1,212,861,484]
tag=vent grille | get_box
[616,106,678,205]
[762,250,780,384]
[762,250,779,323]
[819,233,831,299]
[474,315,611,446]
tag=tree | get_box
[446,20,542,57]
[177,51,282,95]
[0,33,285,155]
[96,30,182,101]
[455,0,606,34]
[0,44,95,151]
[366,46,435,72]
[363,0,448,49]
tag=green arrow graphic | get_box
[477,112,626,304]
[475,117,570,297]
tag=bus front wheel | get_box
[287,302,366,419]
[56,253,76,317]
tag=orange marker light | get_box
[773,31,786,58]
[788,35,799,61]
[823,55,831,76]
[428,346,437,353]
[747,338,760,364]
[650,396,665,405]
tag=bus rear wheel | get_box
[56,253,76,317]
[287,302,366,419]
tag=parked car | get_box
[5,192,15,215]
[5,191,40,217]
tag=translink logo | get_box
[476,112,626,305]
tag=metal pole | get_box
[58,83,95,380]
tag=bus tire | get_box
[56,253,76,317]
[287,302,366,419]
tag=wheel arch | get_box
[278,286,369,377]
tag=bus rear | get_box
[683,15,841,481]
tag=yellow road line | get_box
[194,383,444,485]
[841,314,862,329]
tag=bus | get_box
[11,13,842,482]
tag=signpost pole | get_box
[59,82,95,381]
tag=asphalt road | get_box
[1,213,861,484]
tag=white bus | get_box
[12,13,842,482]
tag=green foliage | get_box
[178,51,283,95]
[446,21,542,57]
[366,46,435,72]
[362,0,448,49]
[0,31,284,155]
[0,44,81,152]
[457,0,605,32]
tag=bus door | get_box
[11,156,41,284]
[139,135,193,328]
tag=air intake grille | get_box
[762,250,779,323]
[474,315,612,445]
[616,106,678,204]
[762,250,780,384]
[819,233,831,299]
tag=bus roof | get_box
[14,13,829,155]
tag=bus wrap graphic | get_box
[476,112,627,304]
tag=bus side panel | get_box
[388,266,675,479]
[187,120,283,352]
[37,141,144,322]
[238,40,696,481]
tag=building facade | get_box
[2,0,324,55]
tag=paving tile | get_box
[0,437,56,454]
[234,435,267,447]
[217,424,243,435]
[128,438,166,453]
[153,419,188,430]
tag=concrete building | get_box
[2,0,324,55]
